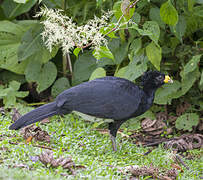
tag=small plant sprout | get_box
[35,7,113,54]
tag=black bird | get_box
[9,71,173,151]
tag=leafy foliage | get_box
[175,113,199,131]
[0,81,28,107]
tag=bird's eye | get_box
[156,75,163,81]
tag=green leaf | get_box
[171,16,186,43]
[124,55,148,81]
[143,21,160,44]
[131,12,141,24]
[73,52,97,85]
[117,55,147,81]
[149,7,165,29]
[73,48,82,58]
[181,67,200,95]
[9,81,21,91]
[15,91,29,98]
[146,42,162,71]
[175,113,199,131]
[93,46,114,60]
[37,62,57,92]
[25,60,41,82]
[51,77,71,97]
[154,80,181,104]
[160,0,178,26]
[25,61,57,92]
[130,38,142,55]
[89,67,106,81]
[108,38,129,65]
[18,23,43,61]
[131,24,153,36]
[182,55,201,76]
[0,21,28,74]
[0,80,28,107]
[2,0,37,19]
[114,66,128,78]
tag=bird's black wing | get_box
[56,77,144,120]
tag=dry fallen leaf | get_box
[39,150,85,175]
[20,124,50,143]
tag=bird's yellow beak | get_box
[164,75,173,83]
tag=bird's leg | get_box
[109,121,123,151]
[110,134,117,151]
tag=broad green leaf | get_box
[25,60,41,82]
[0,71,25,84]
[73,48,82,58]
[51,77,71,97]
[108,38,129,65]
[0,80,28,107]
[25,61,57,92]
[0,21,28,74]
[181,67,200,95]
[171,16,186,43]
[18,23,43,61]
[2,0,37,19]
[131,23,153,36]
[15,91,29,98]
[0,21,42,75]
[89,67,106,81]
[143,21,160,44]
[131,12,141,24]
[149,7,165,29]
[118,55,147,81]
[175,113,199,131]
[114,66,128,78]
[154,80,181,104]
[0,20,24,35]
[3,93,17,108]
[73,52,97,85]
[37,62,57,92]
[130,38,142,55]
[160,0,178,26]
[93,46,114,60]
[146,42,162,70]
[9,81,21,91]
[182,55,202,76]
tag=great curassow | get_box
[9,71,173,151]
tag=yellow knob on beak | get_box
[164,75,173,83]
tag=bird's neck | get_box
[143,86,157,97]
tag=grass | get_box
[0,104,202,180]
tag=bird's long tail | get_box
[9,102,58,130]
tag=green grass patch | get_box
[0,104,202,179]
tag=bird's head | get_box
[141,71,173,89]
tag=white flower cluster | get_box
[36,7,112,54]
